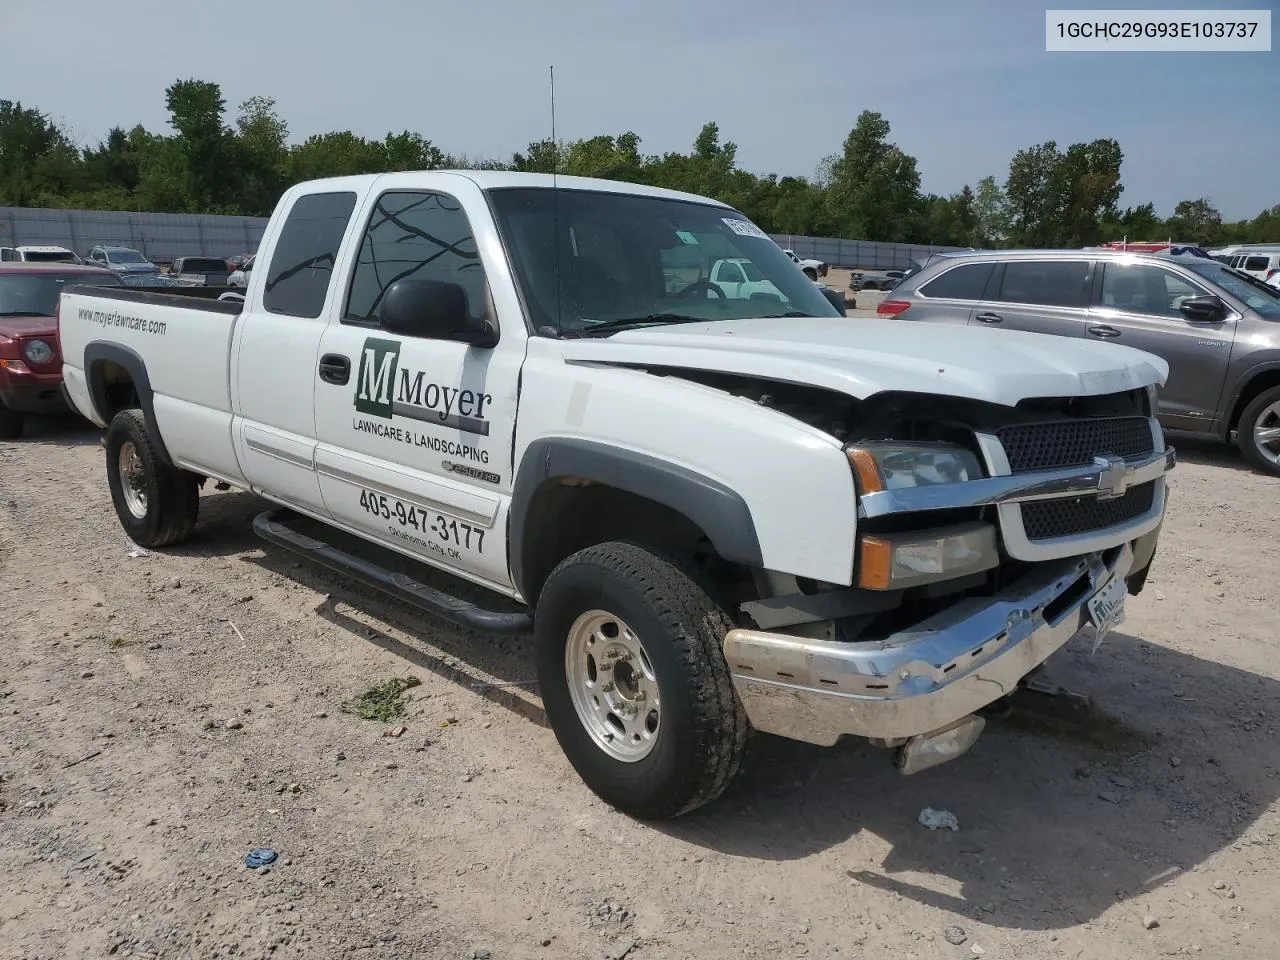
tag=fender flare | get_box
[508,437,763,599]
[83,341,175,467]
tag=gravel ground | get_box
[2,417,1279,960]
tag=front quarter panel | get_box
[514,340,859,585]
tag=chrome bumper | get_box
[723,543,1133,746]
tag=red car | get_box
[0,263,123,438]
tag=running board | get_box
[252,509,532,634]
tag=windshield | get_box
[0,273,122,315]
[24,250,78,263]
[108,249,148,264]
[487,187,841,336]
[1185,261,1280,320]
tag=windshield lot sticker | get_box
[355,336,491,435]
[721,218,769,240]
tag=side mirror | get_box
[1179,295,1227,323]
[379,278,496,347]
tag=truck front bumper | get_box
[723,541,1134,748]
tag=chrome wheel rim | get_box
[1253,401,1280,466]
[564,610,661,762]
[118,440,148,518]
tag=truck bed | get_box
[59,284,247,485]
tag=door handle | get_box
[318,353,351,385]
[975,312,1002,324]
[1087,325,1121,339]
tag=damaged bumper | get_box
[723,542,1134,749]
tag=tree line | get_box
[2,79,1276,249]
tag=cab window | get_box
[344,190,489,333]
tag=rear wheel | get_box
[105,409,200,547]
[0,401,23,440]
[535,542,749,820]
[803,267,817,281]
[1238,386,1280,476]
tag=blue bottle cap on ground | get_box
[244,847,278,868]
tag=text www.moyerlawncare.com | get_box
[78,307,167,335]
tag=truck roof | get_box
[289,170,737,209]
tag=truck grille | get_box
[1021,482,1156,541]
[998,417,1154,473]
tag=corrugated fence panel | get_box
[0,205,954,269]
[0,207,269,262]
[769,235,968,270]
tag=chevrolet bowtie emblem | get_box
[1093,455,1129,501]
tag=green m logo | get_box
[354,337,401,419]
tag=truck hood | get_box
[556,316,1168,406]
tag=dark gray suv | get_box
[879,249,1280,474]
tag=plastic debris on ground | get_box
[917,807,960,831]
[244,847,278,869]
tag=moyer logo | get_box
[354,337,492,436]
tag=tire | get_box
[0,401,23,440]
[104,408,200,547]
[1238,385,1280,475]
[803,267,817,281]
[534,541,749,820]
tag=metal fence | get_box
[0,206,268,264]
[769,234,968,271]
[0,205,963,270]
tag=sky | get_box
[2,0,1277,221]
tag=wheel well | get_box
[89,358,140,422]
[517,480,747,608]
[1228,370,1280,434]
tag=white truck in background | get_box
[782,247,827,280]
[58,171,1173,819]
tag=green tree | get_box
[164,79,235,211]
[1166,198,1224,244]
[826,111,922,243]
[971,175,1010,247]
[0,100,84,206]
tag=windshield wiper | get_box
[0,310,47,317]
[755,311,811,318]
[575,313,713,337]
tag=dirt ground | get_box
[2,417,1279,960]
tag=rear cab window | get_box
[993,260,1090,308]
[1244,256,1270,272]
[918,262,994,301]
[263,191,359,318]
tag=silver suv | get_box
[878,249,1280,474]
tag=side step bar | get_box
[252,509,532,634]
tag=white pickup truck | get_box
[58,171,1174,819]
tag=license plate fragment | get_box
[1086,573,1126,654]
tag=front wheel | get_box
[105,408,200,547]
[1238,385,1280,476]
[534,542,749,820]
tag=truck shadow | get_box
[170,488,547,729]
[175,489,1278,931]
[662,628,1280,931]
[15,414,101,447]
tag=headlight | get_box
[23,338,54,365]
[846,442,982,493]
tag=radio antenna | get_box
[550,65,563,337]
